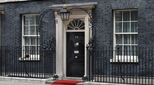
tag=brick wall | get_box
[1,0,154,77]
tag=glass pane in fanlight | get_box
[115,22,122,32]
[67,19,85,30]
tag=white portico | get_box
[51,2,97,79]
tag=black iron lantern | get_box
[59,5,70,21]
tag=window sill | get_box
[18,55,40,61]
[110,56,139,63]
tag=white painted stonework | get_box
[0,0,27,3]
[54,8,93,80]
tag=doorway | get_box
[66,19,85,77]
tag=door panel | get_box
[66,32,85,77]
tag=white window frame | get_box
[111,9,139,63]
[19,14,40,61]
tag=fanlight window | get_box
[67,19,85,30]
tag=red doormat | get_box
[52,80,82,85]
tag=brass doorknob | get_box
[74,56,78,59]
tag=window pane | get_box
[115,22,122,32]
[29,16,35,25]
[24,26,29,35]
[24,16,29,25]
[131,35,137,44]
[132,46,137,56]
[124,35,130,44]
[31,37,35,45]
[115,11,122,21]
[30,26,36,35]
[116,45,122,56]
[25,46,39,55]
[25,46,30,56]
[30,46,39,55]
[123,11,130,21]
[131,22,138,32]
[31,37,40,45]
[124,46,131,56]
[116,35,122,44]
[36,15,39,25]
[25,37,30,45]
[36,26,40,35]
[123,22,130,32]
[131,11,138,21]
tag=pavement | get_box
[0,77,131,85]
[0,77,50,85]
[0,81,48,85]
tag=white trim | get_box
[115,32,138,34]
[50,2,97,10]
[115,9,137,11]
[18,55,40,61]
[0,0,27,3]
[23,35,40,37]
[55,14,63,79]
[66,30,85,32]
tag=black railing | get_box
[0,46,56,78]
[0,45,154,85]
[88,46,154,85]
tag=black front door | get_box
[66,32,85,77]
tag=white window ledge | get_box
[18,55,40,61]
[110,56,139,63]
